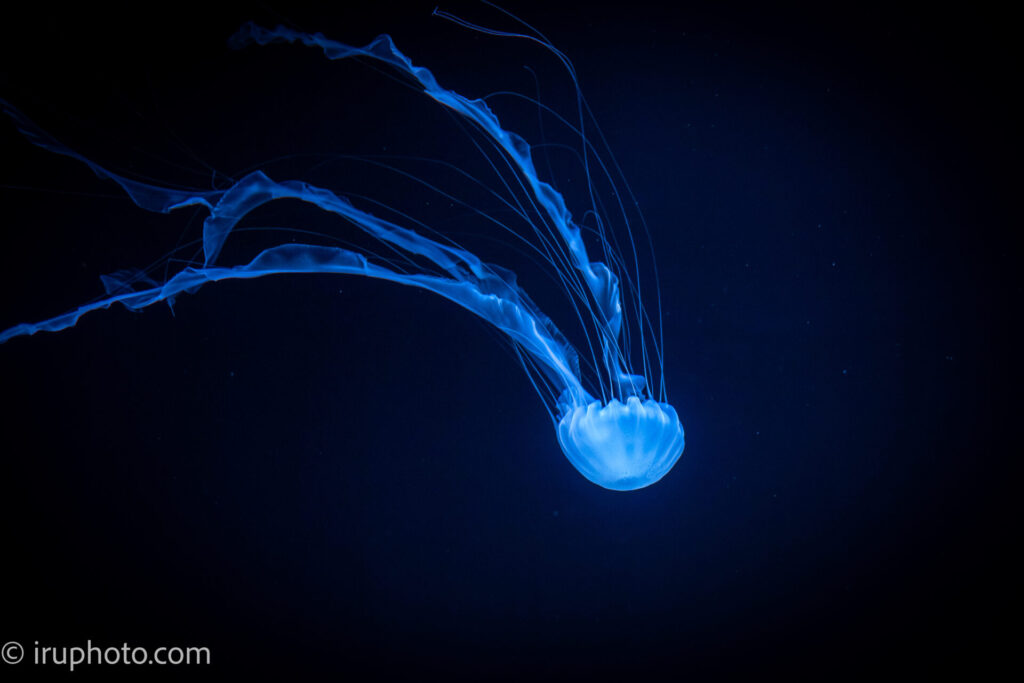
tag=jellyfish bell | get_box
[557,396,685,491]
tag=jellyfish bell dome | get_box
[556,397,685,491]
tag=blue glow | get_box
[0,16,684,490]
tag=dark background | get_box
[0,1,1015,679]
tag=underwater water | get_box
[0,0,1013,678]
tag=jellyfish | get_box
[0,13,684,490]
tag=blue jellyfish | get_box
[0,13,684,490]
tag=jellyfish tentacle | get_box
[0,99,221,215]
[230,23,637,400]
[1,103,590,407]
[0,239,591,405]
